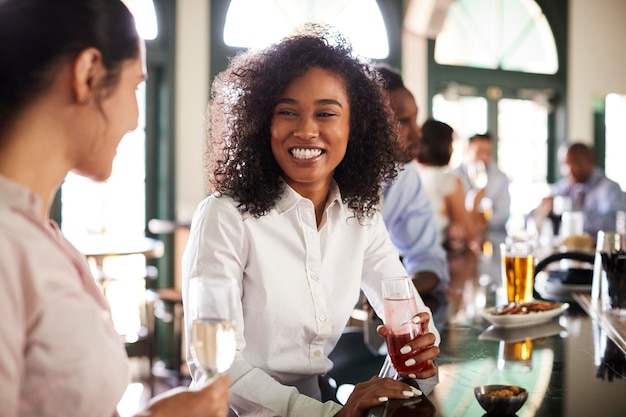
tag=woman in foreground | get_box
[0,1,228,416]
[183,24,441,417]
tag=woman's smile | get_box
[289,147,324,160]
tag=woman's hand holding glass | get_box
[335,376,424,417]
[379,277,439,379]
[377,312,439,379]
[188,276,238,380]
[140,374,230,417]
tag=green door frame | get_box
[592,96,607,170]
[144,0,179,367]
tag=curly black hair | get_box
[205,24,401,221]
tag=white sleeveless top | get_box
[415,164,458,244]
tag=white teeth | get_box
[291,148,322,159]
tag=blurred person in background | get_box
[454,133,511,235]
[415,119,481,252]
[375,64,449,295]
[534,142,626,238]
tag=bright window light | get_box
[605,93,626,191]
[434,0,557,74]
[123,0,158,40]
[223,0,389,59]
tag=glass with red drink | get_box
[382,276,428,373]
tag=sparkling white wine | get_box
[190,319,236,376]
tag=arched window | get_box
[222,0,389,59]
[435,0,557,74]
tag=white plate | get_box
[480,302,569,329]
[479,320,567,342]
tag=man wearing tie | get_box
[454,133,511,233]
[535,142,626,237]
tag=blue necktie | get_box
[573,185,586,210]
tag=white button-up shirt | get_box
[183,183,439,417]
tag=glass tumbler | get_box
[592,231,626,315]
[381,277,427,373]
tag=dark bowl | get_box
[474,385,528,415]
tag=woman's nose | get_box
[293,117,319,139]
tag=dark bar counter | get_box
[367,237,626,417]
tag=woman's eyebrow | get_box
[275,97,343,107]
[316,98,343,108]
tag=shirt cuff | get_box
[288,392,343,417]
[398,363,439,396]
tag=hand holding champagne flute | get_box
[188,276,238,380]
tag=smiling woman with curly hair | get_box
[183,24,441,417]
[206,24,400,221]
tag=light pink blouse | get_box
[0,175,129,417]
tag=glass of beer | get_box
[500,237,535,303]
[497,338,533,372]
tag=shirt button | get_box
[313,350,321,357]
[310,273,318,281]
[319,315,327,322]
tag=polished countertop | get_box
[367,236,626,417]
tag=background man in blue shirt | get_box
[535,142,626,238]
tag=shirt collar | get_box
[0,174,43,218]
[570,168,603,192]
[275,180,343,214]
[585,168,603,188]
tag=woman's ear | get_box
[72,47,104,104]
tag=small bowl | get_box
[474,385,528,415]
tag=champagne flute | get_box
[188,276,238,379]
[468,160,488,190]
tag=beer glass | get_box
[560,211,584,238]
[497,339,533,372]
[500,237,535,303]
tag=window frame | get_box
[144,0,177,290]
